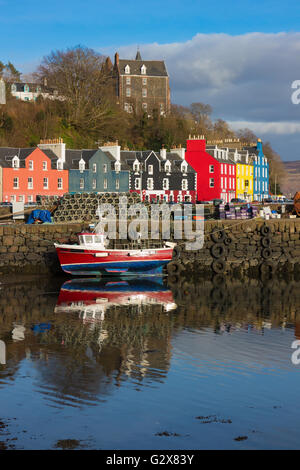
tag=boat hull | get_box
[55,245,173,276]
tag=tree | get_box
[5,62,21,82]
[35,46,117,136]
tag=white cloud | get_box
[105,32,300,125]
[228,121,300,135]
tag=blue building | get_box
[252,139,269,201]
[65,146,130,193]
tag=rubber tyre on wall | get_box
[261,237,271,248]
[262,247,272,259]
[167,261,183,275]
[211,243,226,259]
[260,225,271,236]
[211,230,226,243]
[211,259,226,274]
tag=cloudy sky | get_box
[0,0,300,160]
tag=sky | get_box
[1,0,300,161]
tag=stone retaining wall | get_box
[0,219,299,274]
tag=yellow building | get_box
[229,150,254,202]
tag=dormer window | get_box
[133,161,140,173]
[115,161,121,173]
[24,84,30,93]
[181,162,188,174]
[141,65,146,75]
[125,65,130,74]
[79,159,85,172]
[165,162,171,173]
[36,86,41,93]
[12,156,19,168]
[148,164,153,175]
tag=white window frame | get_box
[142,88,147,98]
[29,160,33,170]
[135,178,141,190]
[27,177,33,189]
[116,179,119,190]
[182,179,188,190]
[43,161,47,171]
[209,178,214,188]
[141,65,147,75]
[147,178,154,190]
[103,164,107,173]
[142,78,147,85]
[104,178,108,190]
[92,179,97,190]
[125,65,130,74]
[43,177,48,189]
[80,178,84,189]
[12,156,19,169]
[163,178,169,190]
[57,178,63,190]
[209,164,214,173]
[148,164,153,175]
[126,88,131,97]
[92,163,97,173]
[28,195,33,203]
[13,177,19,189]
[126,77,131,85]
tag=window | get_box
[125,65,130,74]
[181,163,187,174]
[28,195,33,203]
[221,177,223,189]
[57,178,63,189]
[115,161,120,173]
[13,177,19,188]
[142,103,147,110]
[245,180,249,187]
[148,164,153,175]
[147,178,153,190]
[135,178,141,190]
[142,78,147,85]
[209,178,214,188]
[126,77,131,85]
[29,160,33,170]
[209,165,214,173]
[104,178,107,190]
[43,177,48,189]
[124,102,133,113]
[103,164,107,173]
[182,179,188,190]
[93,163,97,173]
[142,88,147,98]
[165,163,171,173]
[163,178,169,190]
[10,195,15,202]
[224,165,227,175]
[126,88,131,97]
[80,178,84,189]
[116,179,119,190]
[12,157,19,169]
[92,179,96,190]
[43,161,47,171]
[27,177,33,189]
[141,65,147,75]
[233,179,235,190]
[133,163,139,172]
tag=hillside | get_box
[282,160,300,197]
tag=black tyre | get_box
[224,236,233,246]
[211,230,226,243]
[211,243,226,259]
[211,259,226,274]
[260,225,271,236]
[167,261,183,275]
[261,237,271,248]
[262,247,272,259]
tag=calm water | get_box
[0,273,300,450]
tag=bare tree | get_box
[35,46,117,135]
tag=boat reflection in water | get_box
[55,277,177,321]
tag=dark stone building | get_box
[112,50,171,116]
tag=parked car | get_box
[212,199,224,206]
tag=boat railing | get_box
[108,239,166,250]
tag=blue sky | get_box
[1,0,300,161]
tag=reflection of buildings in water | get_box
[0,340,5,365]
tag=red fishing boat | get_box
[55,232,175,276]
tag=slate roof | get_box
[65,149,98,169]
[118,59,168,77]
[120,150,196,174]
[0,147,36,167]
[11,82,56,94]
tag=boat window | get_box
[94,236,103,243]
[85,236,94,244]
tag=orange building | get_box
[0,147,68,203]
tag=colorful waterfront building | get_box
[0,147,68,203]
[185,137,236,203]
[227,148,254,202]
[121,146,197,202]
[251,139,269,201]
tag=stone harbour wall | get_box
[0,219,300,275]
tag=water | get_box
[0,273,300,450]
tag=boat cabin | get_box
[78,232,108,247]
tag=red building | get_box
[185,137,236,202]
[0,147,68,203]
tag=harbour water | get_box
[0,273,300,450]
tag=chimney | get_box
[172,146,185,160]
[160,145,167,160]
[100,141,121,161]
[114,52,119,67]
[38,137,66,163]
